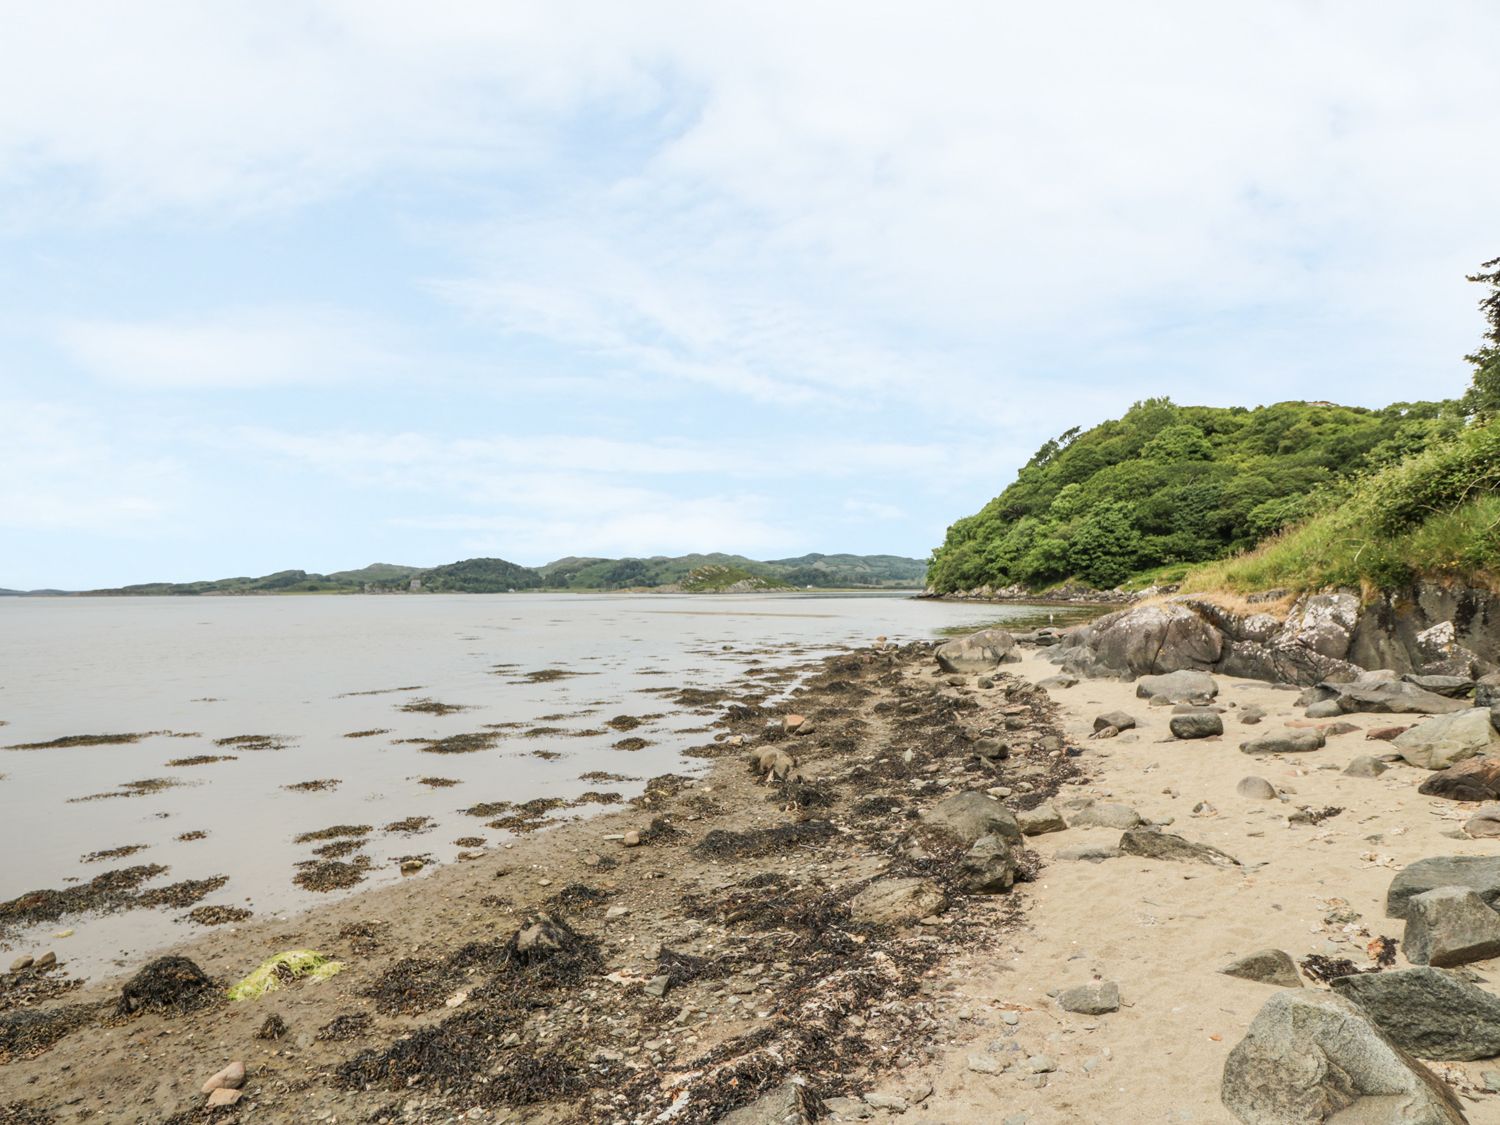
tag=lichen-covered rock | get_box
[1169,711,1224,739]
[1387,855,1500,919]
[1402,886,1500,968]
[1221,990,1465,1124]
[1331,966,1500,1061]
[955,834,1016,894]
[1239,730,1326,755]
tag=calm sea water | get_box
[0,591,1062,974]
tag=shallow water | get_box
[0,591,1055,974]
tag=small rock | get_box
[974,737,1010,760]
[622,831,642,847]
[1240,730,1326,755]
[1038,675,1078,690]
[1467,806,1500,838]
[201,1061,246,1094]
[1016,803,1067,837]
[1023,1054,1056,1074]
[1069,802,1143,830]
[957,834,1017,894]
[862,1092,908,1111]
[1343,755,1389,778]
[1240,705,1266,725]
[206,1089,243,1107]
[8,956,33,973]
[1094,711,1137,732]
[1170,711,1224,740]
[643,974,671,999]
[1056,844,1121,862]
[784,714,808,734]
[1058,981,1120,1014]
[604,905,629,920]
[849,878,947,925]
[1219,948,1302,988]
[1366,725,1411,741]
[967,1054,1002,1075]
[1119,828,1238,867]
[1235,777,1278,800]
[1403,886,1500,967]
[1304,700,1343,718]
[33,952,56,971]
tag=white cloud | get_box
[0,401,182,530]
[57,308,399,390]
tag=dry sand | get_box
[905,649,1500,1124]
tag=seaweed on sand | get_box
[399,698,469,716]
[80,844,147,863]
[165,754,236,767]
[0,1004,97,1063]
[343,728,391,738]
[284,778,340,792]
[0,865,169,934]
[694,820,837,860]
[226,950,343,1001]
[312,839,365,859]
[294,857,371,892]
[409,731,501,754]
[613,736,650,751]
[138,875,228,909]
[214,734,291,751]
[67,777,184,802]
[417,776,461,787]
[294,824,372,844]
[5,732,163,750]
[317,1012,372,1041]
[383,815,433,835]
[185,904,252,926]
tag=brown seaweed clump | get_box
[294,824,372,844]
[214,734,292,751]
[137,876,229,909]
[185,905,252,926]
[418,776,461,787]
[67,778,183,803]
[0,865,168,936]
[294,857,371,893]
[285,778,341,792]
[164,754,236,767]
[383,816,433,835]
[399,698,469,716]
[409,732,501,755]
[116,956,217,1017]
[6,732,163,750]
[80,844,147,864]
[343,728,391,738]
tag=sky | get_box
[2,2,1498,589]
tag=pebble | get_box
[643,974,671,999]
[622,831,642,847]
[9,956,33,973]
[604,905,629,919]
[1001,1011,1020,1026]
[1024,1054,1056,1073]
[206,1089,243,1107]
[863,1092,909,1111]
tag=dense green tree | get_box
[1463,256,1500,419]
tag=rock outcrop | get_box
[1048,583,1500,687]
[934,628,1020,674]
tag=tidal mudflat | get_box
[0,592,1046,977]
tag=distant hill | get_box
[78,551,927,596]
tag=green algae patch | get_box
[227,950,345,1001]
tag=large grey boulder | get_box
[1336,681,1470,716]
[1331,966,1500,1061]
[1137,669,1219,704]
[1387,855,1500,919]
[1087,603,1224,677]
[955,834,1016,894]
[849,878,947,926]
[1239,730,1326,755]
[1394,708,1500,769]
[1403,886,1500,967]
[1221,990,1465,1123]
[934,628,1020,674]
[1278,592,1360,660]
[1170,711,1224,739]
[1477,672,1500,709]
[1220,949,1301,988]
[924,791,1021,845]
[1119,828,1238,867]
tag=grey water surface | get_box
[0,591,1061,974]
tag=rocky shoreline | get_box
[0,641,1078,1124]
[9,619,1500,1123]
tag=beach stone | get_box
[1119,828,1238,867]
[1387,855,1500,918]
[643,974,671,999]
[1221,990,1465,1124]
[1170,711,1223,739]
[206,1089,243,1107]
[1343,755,1389,779]
[849,878,947,925]
[1058,981,1120,1014]
[1467,806,1500,838]
[934,628,1020,674]
[33,952,56,971]
[1418,756,1500,801]
[956,833,1017,894]
[1093,724,1121,739]
[822,1096,873,1120]
[8,956,32,973]
[1069,801,1143,830]
[1240,730,1326,755]
[1094,711,1137,733]
[1395,708,1500,769]
[1335,680,1469,715]
[1137,669,1218,704]
[1220,949,1301,988]
[1024,1054,1056,1074]
[1331,966,1500,1060]
[1404,674,1476,699]
[1304,700,1343,719]
[622,830,642,847]
[783,714,808,733]
[201,1060,246,1094]
[925,791,1022,845]
[1038,674,1078,689]
[966,1053,1002,1075]
[862,1093,908,1112]
[1322,721,1360,737]
[1366,725,1411,741]
[1016,803,1066,837]
[1055,844,1121,862]
[1403,886,1500,967]
[973,738,1010,760]
[1240,705,1266,725]
[719,1079,822,1124]
[1235,777,1278,800]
